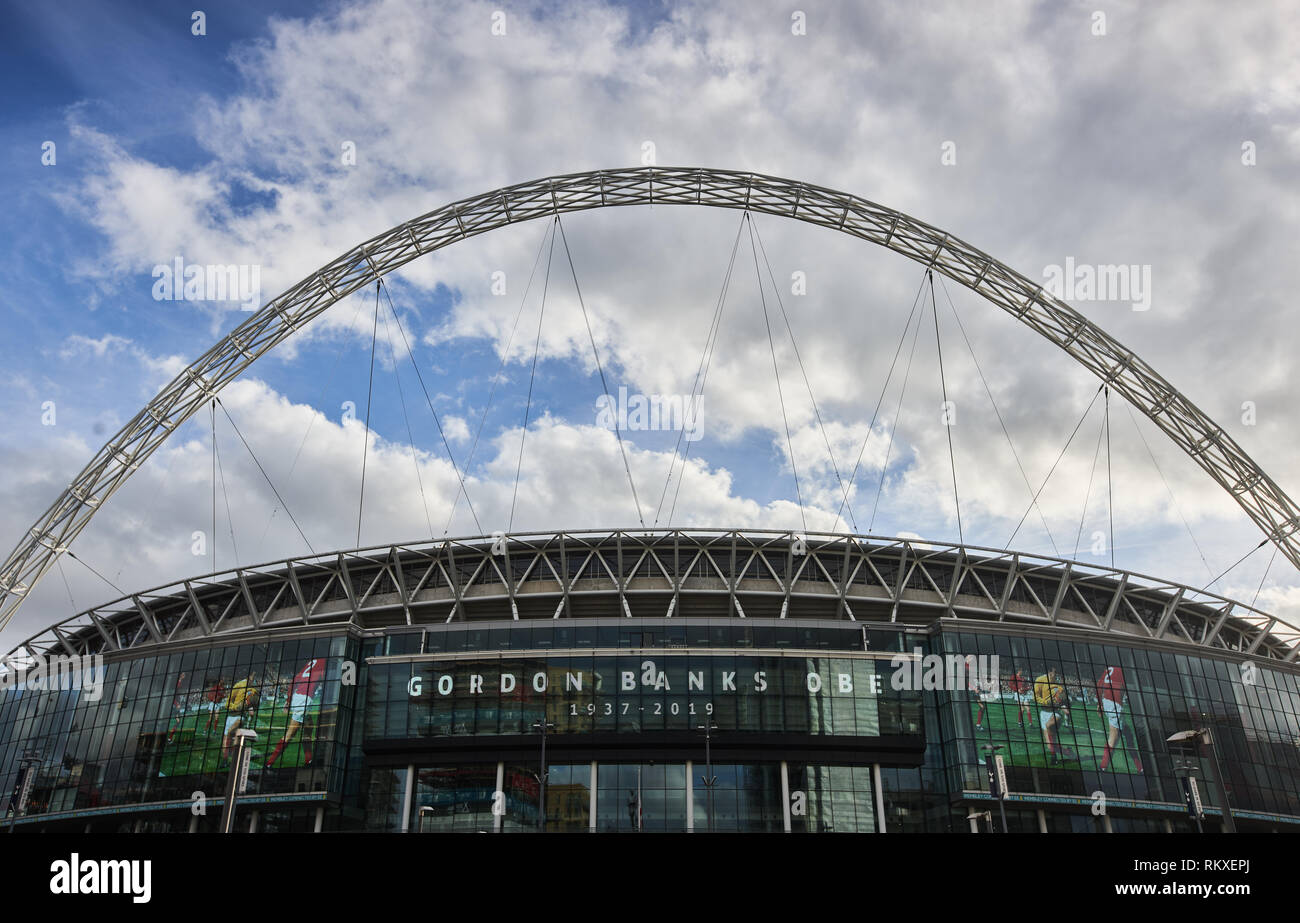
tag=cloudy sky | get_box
[1,0,1298,646]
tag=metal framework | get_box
[5,529,1298,666]
[2,167,1298,635]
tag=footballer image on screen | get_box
[968,664,1146,773]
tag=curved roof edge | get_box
[5,528,1297,665]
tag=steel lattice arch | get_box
[5,529,1298,665]
[2,166,1298,640]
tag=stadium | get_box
[3,169,1300,833]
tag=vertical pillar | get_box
[494,761,505,833]
[314,805,324,833]
[780,760,791,833]
[248,809,259,833]
[188,813,199,833]
[872,763,886,833]
[588,761,597,833]
[1101,813,1113,833]
[1037,809,1048,833]
[1163,817,1173,833]
[968,813,980,833]
[685,760,694,832]
[400,763,415,833]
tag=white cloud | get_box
[5,0,1300,644]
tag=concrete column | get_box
[780,761,791,833]
[188,813,199,833]
[1163,817,1173,833]
[685,760,694,832]
[1102,813,1113,833]
[314,805,324,833]
[968,813,980,833]
[1037,808,1048,833]
[872,763,886,833]
[588,761,597,832]
[400,763,415,832]
[248,809,259,833]
[494,761,505,833]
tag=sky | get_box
[1,0,1299,647]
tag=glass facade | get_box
[2,616,1299,832]
[938,631,1300,823]
[0,633,356,829]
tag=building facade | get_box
[2,530,1298,833]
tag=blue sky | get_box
[2,0,1300,644]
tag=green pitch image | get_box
[157,703,324,776]
[970,699,1141,773]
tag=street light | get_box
[219,729,257,834]
[531,720,554,833]
[1168,751,1204,833]
[697,723,718,833]
[6,749,41,834]
[981,743,1009,833]
[1167,726,1234,833]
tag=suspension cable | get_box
[1251,544,1280,608]
[1199,539,1268,595]
[55,557,77,612]
[356,282,381,547]
[836,272,929,528]
[1123,403,1215,580]
[1072,405,1107,559]
[379,301,436,539]
[746,213,806,534]
[928,270,963,544]
[870,293,926,532]
[1104,386,1115,567]
[211,399,217,573]
[555,214,646,528]
[380,280,483,534]
[751,217,857,531]
[215,397,315,554]
[935,274,1058,554]
[656,212,745,526]
[66,550,127,597]
[213,413,240,566]
[447,220,555,534]
[1005,384,1105,549]
[510,218,558,531]
[254,289,372,560]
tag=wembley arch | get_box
[2,165,1297,635]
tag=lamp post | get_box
[1167,726,1234,833]
[966,810,993,833]
[981,743,1009,833]
[531,720,554,833]
[697,723,718,832]
[6,749,41,834]
[626,765,643,833]
[1170,753,1204,833]
[219,729,257,834]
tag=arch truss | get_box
[2,167,1297,635]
